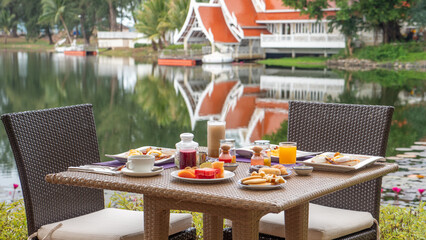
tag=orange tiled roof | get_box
[256,11,336,21]
[243,28,271,37]
[225,95,256,129]
[249,110,288,142]
[223,0,261,27]
[199,81,238,116]
[264,0,337,10]
[198,6,238,43]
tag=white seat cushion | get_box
[37,208,193,240]
[259,203,374,240]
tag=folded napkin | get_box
[93,160,177,170]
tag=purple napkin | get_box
[94,160,177,170]
[235,155,315,168]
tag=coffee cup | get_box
[126,155,155,173]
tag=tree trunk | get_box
[45,27,54,45]
[151,39,158,51]
[382,23,388,44]
[11,26,18,37]
[158,38,164,50]
[80,13,90,45]
[346,37,353,56]
[59,15,73,44]
[108,0,118,31]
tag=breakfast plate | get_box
[105,146,175,165]
[170,170,235,183]
[236,145,321,161]
[300,152,384,172]
[121,166,164,177]
[237,179,286,190]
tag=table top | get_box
[46,162,397,213]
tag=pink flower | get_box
[381,188,383,193]
[419,189,425,195]
[13,184,19,189]
[392,187,401,194]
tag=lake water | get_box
[0,52,425,206]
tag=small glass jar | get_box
[175,133,199,169]
[254,140,271,166]
[219,139,236,163]
[251,146,264,165]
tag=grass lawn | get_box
[0,37,54,51]
[258,56,327,69]
[98,47,158,63]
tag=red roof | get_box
[225,95,256,129]
[264,0,337,10]
[223,0,261,27]
[199,81,238,116]
[198,6,238,43]
[257,11,336,21]
[249,110,288,142]
[243,28,271,37]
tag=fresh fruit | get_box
[178,169,196,178]
[212,161,224,178]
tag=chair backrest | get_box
[288,101,394,220]
[1,104,104,236]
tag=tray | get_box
[300,152,384,172]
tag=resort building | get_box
[174,0,346,59]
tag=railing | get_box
[261,34,346,48]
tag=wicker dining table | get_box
[45,161,397,240]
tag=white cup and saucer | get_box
[121,155,164,177]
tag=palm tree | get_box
[0,9,16,45]
[134,0,169,50]
[39,0,75,44]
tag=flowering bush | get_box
[0,200,27,239]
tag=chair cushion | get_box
[37,208,193,240]
[259,203,374,240]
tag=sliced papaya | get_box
[178,169,196,178]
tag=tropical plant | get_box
[164,0,190,32]
[39,0,76,44]
[0,9,17,44]
[134,0,169,50]
[0,200,27,239]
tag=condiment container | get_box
[251,146,264,166]
[219,139,236,163]
[254,140,271,166]
[175,133,198,169]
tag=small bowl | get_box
[224,163,238,172]
[293,166,313,176]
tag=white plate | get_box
[248,168,293,177]
[236,145,321,161]
[105,146,175,165]
[237,179,286,190]
[170,170,235,183]
[301,152,384,172]
[122,166,164,177]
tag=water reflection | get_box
[0,52,425,204]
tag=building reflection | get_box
[173,64,345,146]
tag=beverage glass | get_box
[207,120,225,158]
[126,155,155,173]
[279,142,297,164]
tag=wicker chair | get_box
[1,104,196,240]
[224,101,394,240]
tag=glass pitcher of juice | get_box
[176,133,198,169]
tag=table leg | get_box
[231,210,263,240]
[285,202,309,240]
[143,195,170,240]
[203,214,223,240]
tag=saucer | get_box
[121,166,164,177]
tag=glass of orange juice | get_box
[279,142,297,164]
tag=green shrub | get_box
[0,200,27,239]
[380,202,426,239]
[353,42,426,62]
[134,43,151,48]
